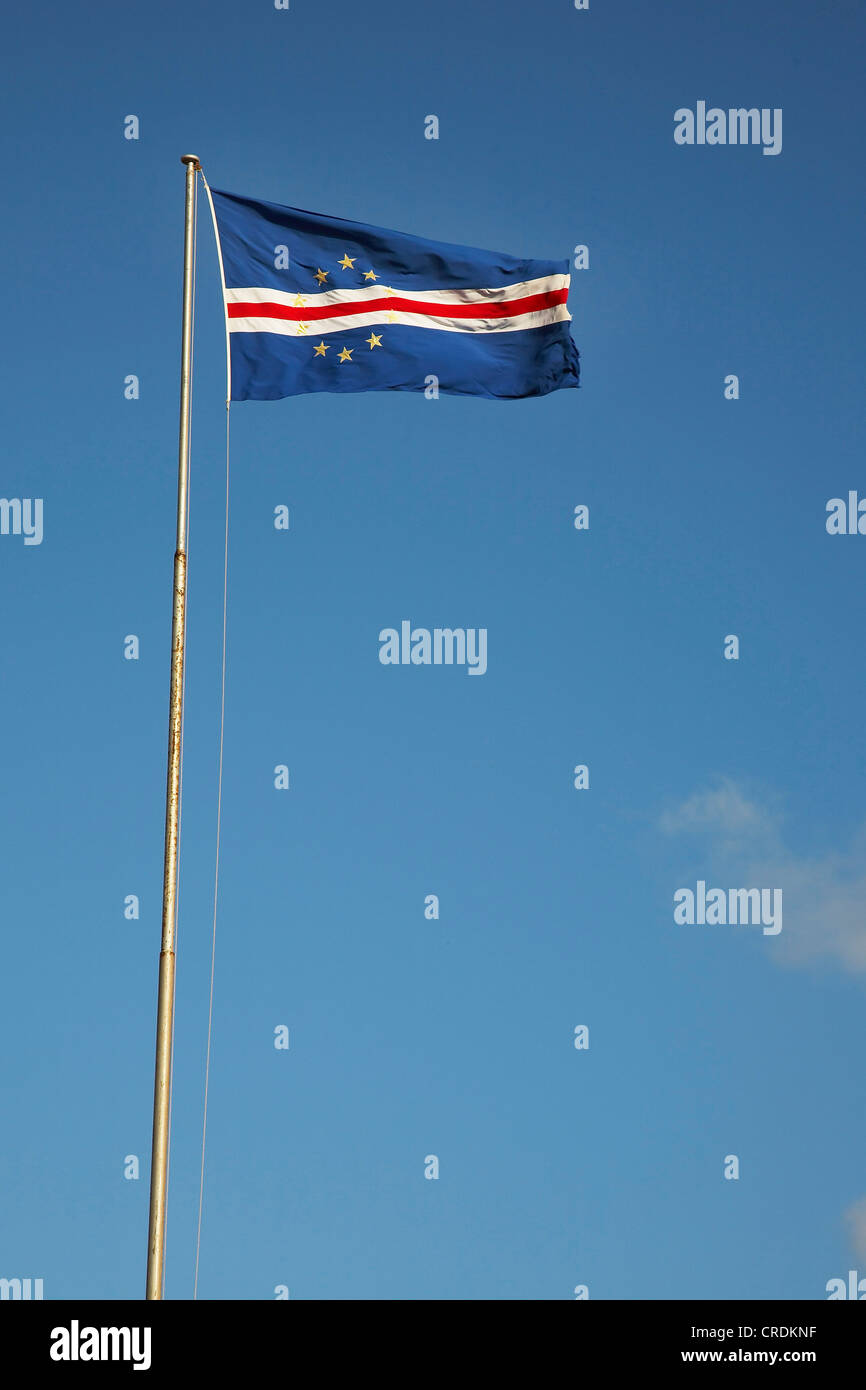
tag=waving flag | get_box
[208,187,580,402]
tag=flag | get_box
[208,188,580,403]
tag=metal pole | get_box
[146,153,200,1300]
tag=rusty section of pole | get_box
[146,154,200,1301]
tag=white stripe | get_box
[227,304,572,338]
[224,273,569,312]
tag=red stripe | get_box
[226,288,568,323]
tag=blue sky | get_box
[2,0,865,1299]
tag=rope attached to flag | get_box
[193,166,232,1299]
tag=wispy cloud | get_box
[658,778,779,844]
[658,779,866,973]
[844,1196,866,1260]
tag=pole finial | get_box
[181,154,201,168]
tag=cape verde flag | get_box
[208,188,580,402]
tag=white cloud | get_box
[658,780,866,973]
[844,1196,866,1259]
[658,778,778,844]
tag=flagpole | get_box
[146,153,200,1300]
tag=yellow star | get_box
[296,322,309,335]
[293,293,307,307]
[313,341,329,357]
[366,332,383,349]
[338,346,353,362]
[363,269,378,281]
[382,285,397,296]
[314,268,329,286]
[385,311,399,323]
[338,254,356,270]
